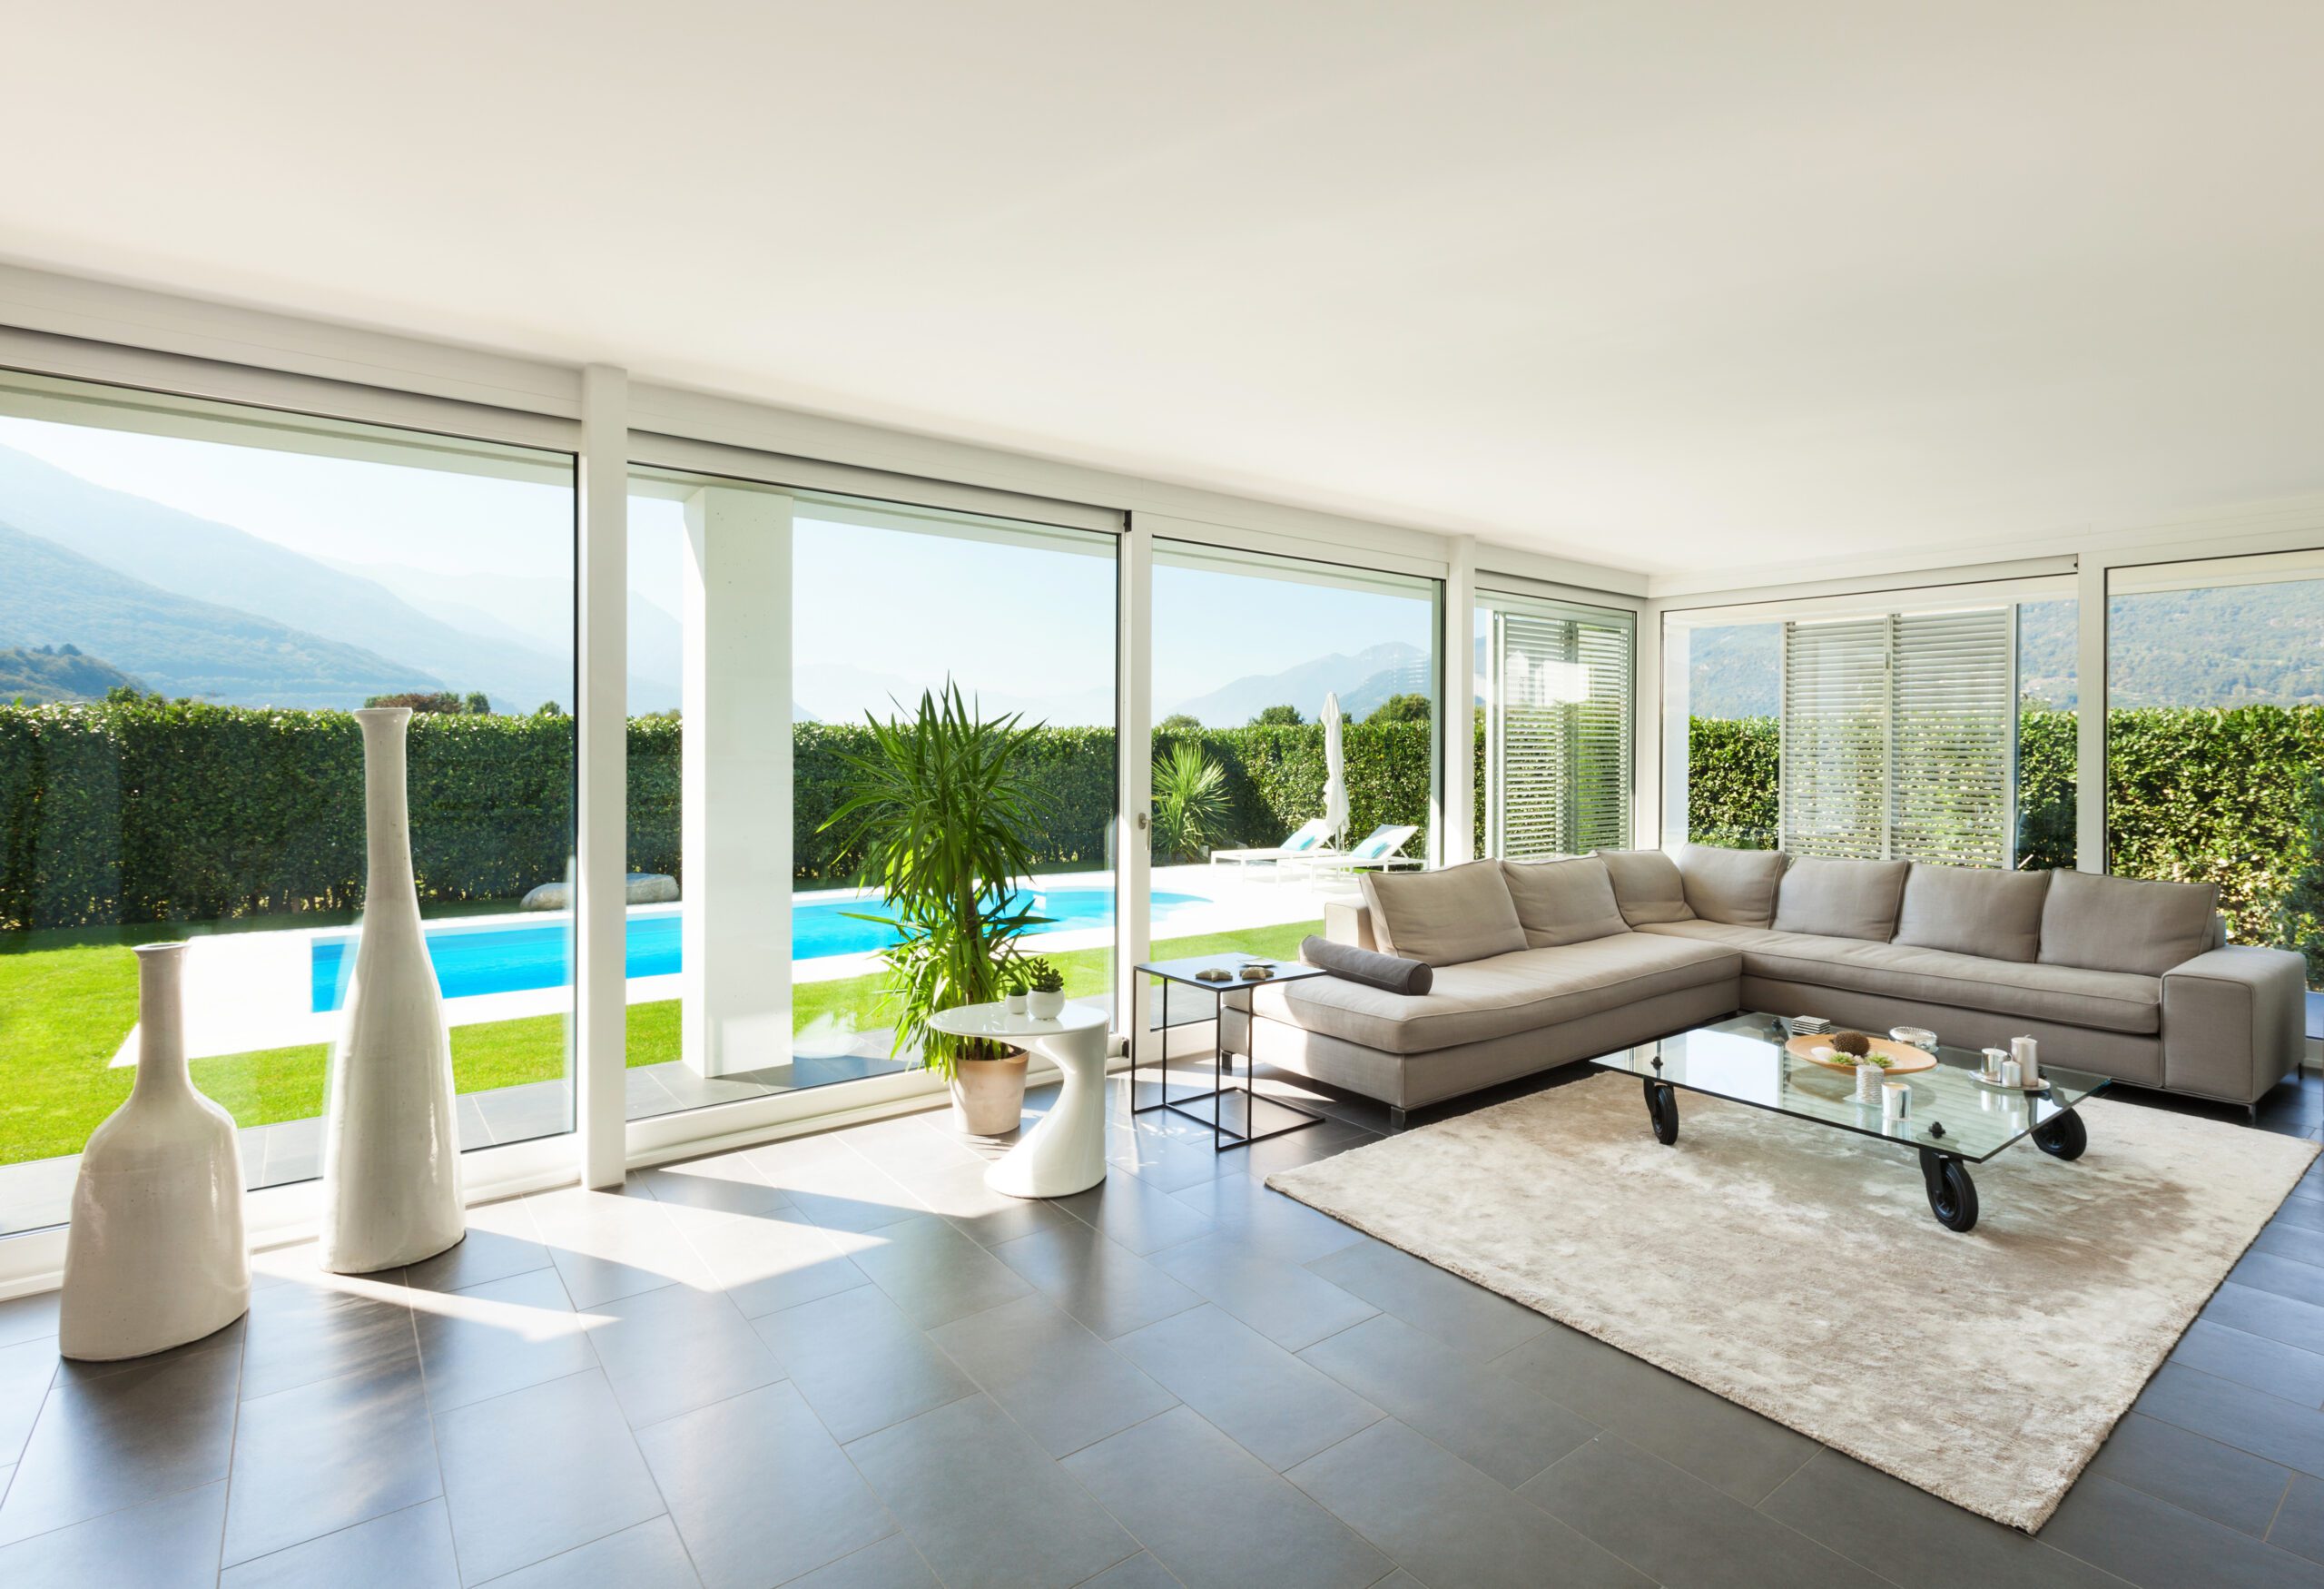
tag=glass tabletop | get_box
[1592,1013,2109,1163]
[1136,952,1332,991]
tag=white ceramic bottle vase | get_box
[59,942,251,1361]
[318,707,464,1274]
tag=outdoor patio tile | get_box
[1152,1230,1379,1351]
[478,1515,700,1588]
[751,1284,976,1444]
[928,1293,1177,1457]
[843,1212,1032,1328]
[0,1291,60,1348]
[222,1356,441,1566]
[2170,1318,2324,1406]
[637,1379,892,1588]
[1056,1167,1213,1254]
[1491,1320,1817,1505]
[1113,1304,1381,1472]
[0,1331,241,1545]
[1166,1174,1369,1265]
[745,1135,926,1234]
[1519,1431,1886,1589]
[586,1282,784,1429]
[2203,1280,2324,1356]
[478,1081,576,1144]
[844,1395,1137,1589]
[239,1274,418,1401]
[1285,1418,1649,1589]
[402,1198,554,1295]
[783,1534,939,1589]
[2087,1411,2294,1536]
[990,1219,1204,1339]
[458,1092,494,1150]
[1300,1312,1597,1488]
[2272,1473,2324,1563]
[525,1184,716,1308]
[411,1266,597,1413]
[221,1496,459,1589]
[1305,1237,1550,1361]
[2038,1473,2320,1589]
[434,1369,665,1585]
[1065,1405,1391,1589]
[0,1477,223,1589]
[1762,1448,2122,1589]
[0,1336,57,1466]
[674,1204,870,1320]
[2134,1362,2324,1476]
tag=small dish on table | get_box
[1784,1033,1939,1075]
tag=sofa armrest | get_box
[1324,899,1377,952]
[2161,945,2306,1105]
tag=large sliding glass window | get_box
[1477,590,1633,859]
[626,469,1118,1119]
[0,370,576,1235]
[2108,551,2324,972]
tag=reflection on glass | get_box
[0,370,576,1235]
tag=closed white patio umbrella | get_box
[1322,690,1350,849]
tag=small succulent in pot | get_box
[1001,966,1029,1015]
[1024,958,1066,1018]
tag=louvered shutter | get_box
[1571,618,1633,851]
[1781,618,1890,859]
[1484,602,1632,858]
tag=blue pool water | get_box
[310,886,1202,1012]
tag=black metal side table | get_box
[1128,953,1334,1150]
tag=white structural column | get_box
[576,367,628,1188]
[1115,516,1153,1051]
[682,484,794,1077]
[1644,610,1679,849]
[2074,555,2108,873]
[1437,536,1477,864]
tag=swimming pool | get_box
[310,886,1203,1012]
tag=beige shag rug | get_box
[1268,1072,2319,1530]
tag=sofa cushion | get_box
[1595,849,1695,926]
[1300,934,1433,996]
[1636,921,2161,1035]
[2039,869,2221,977]
[1771,856,1909,942]
[1358,861,1527,966]
[1251,933,1740,1055]
[1502,856,1630,947]
[1893,864,2051,962]
[1677,845,1789,927]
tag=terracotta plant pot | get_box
[950,1049,1029,1136]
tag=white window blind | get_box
[1779,608,2014,868]
[1484,600,1633,859]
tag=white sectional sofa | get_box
[1219,846,2307,1129]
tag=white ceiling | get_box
[6,3,2323,577]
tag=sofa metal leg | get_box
[1387,1107,1407,1134]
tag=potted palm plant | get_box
[822,683,1051,1135]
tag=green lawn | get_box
[0,919,1317,1167]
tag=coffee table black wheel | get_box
[1919,1149,1978,1233]
[2032,1109,2087,1161]
[1643,1078,1679,1146]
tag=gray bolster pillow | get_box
[1301,934,1433,996]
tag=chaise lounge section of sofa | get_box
[1219,847,2306,1129]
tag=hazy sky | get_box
[4,411,1435,719]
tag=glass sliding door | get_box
[1661,616,1782,850]
[1477,591,1633,859]
[2107,551,2324,971]
[625,468,1118,1120]
[0,370,576,1235]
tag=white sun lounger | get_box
[1285,823,1423,878]
[1208,818,1338,873]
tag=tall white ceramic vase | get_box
[59,942,250,1360]
[319,707,464,1274]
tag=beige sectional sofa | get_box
[1220,846,2308,1130]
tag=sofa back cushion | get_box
[1676,844,1788,927]
[1359,861,1528,966]
[1502,856,1630,948]
[1595,849,1695,926]
[1892,864,2051,962]
[1770,856,1909,942]
[2038,869,2221,976]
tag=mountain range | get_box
[1167,640,1434,725]
[0,644,143,704]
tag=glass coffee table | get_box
[1591,1013,2108,1232]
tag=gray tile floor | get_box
[0,1056,2319,1587]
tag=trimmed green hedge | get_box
[1686,706,2323,947]
[0,704,1443,931]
